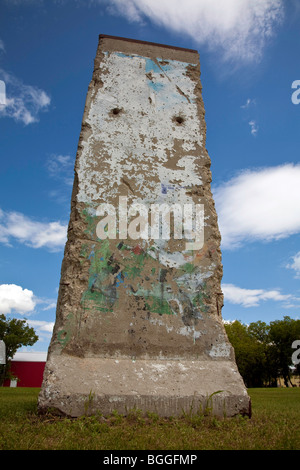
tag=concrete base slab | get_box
[38,355,251,418]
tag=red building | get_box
[3,351,47,388]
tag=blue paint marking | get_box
[115,272,124,287]
[148,81,164,92]
[156,58,172,72]
[145,58,161,74]
[115,52,131,58]
[112,54,196,101]
[161,183,176,194]
[145,58,166,93]
[161,183,168,195]
[116,271,129,289]
[114,55,166,92]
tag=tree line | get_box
[224,316,300,388]
[0,314,38,386]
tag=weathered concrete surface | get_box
[39,356,250,417]
[38,35,251,418]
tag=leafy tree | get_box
[225,316,300,387]
[247,320,279,387]
[268,316,300,387]
[0,314,38,386]
[248,320,269,343]
[224,320,268,387]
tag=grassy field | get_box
[0,387,299,450]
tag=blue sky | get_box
[0,0,300,353]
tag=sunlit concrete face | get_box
[38,35,251,418]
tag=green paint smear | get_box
[145,296,174,316]
[192,285,210,313]
[125,265,142,279]
[82,207,97,238]
[80,237,116,313]
[57,329,71,347]
[79,209,209,318]
[56,312,74,347]
[90,240,111,272]
[79,243,89,264]
[182,262,196,274]
[81,290,112,313]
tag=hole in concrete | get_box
[175,116,185,124]
[112,107,121,115]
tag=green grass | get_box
[0,387,299,450]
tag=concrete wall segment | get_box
[38,35,251,418]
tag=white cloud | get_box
[222,283,292,308]
[103,0,284,63]
[42,302,57,311]
[0,282,56,348]
[6,1,284,63]
[240,99,258,135]
[0,39,5,53]
[0,69,50,125]
[46,154,74,205]
[213,164,300,249]
[0,209,67,251]
[27,320,54,333]
[249,119,258,136]
[33,296,57,311]
[27,320,55,349]
[241,98,256,109]
[286,252,300,278]
[46,154,74,186]
[0,284,36,315]
[0,80,5,106]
